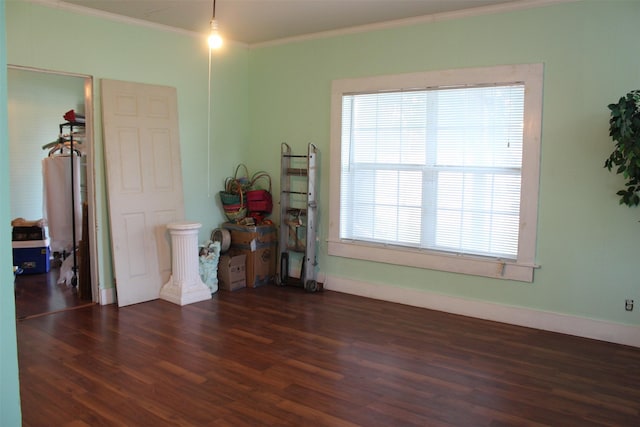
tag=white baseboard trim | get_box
[324,275,640,348]
[99,287,116,305]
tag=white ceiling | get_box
[57,0,525,46]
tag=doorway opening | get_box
[8,65,99,319]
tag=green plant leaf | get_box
[606,90,640,209]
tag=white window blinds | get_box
[340,84,525,259]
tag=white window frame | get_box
[328,64,543,282]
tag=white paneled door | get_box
[101,79,185,307]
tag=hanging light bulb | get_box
[208,0,223,49]
[208,20,223,49]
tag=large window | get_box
[328,64,543,282]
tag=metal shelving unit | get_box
[276,142,320,292]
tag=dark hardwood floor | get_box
[14,267,91,320]
[16,285,640,426]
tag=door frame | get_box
[7,65,100,304]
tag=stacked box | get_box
[218,254,246,291]
[12,239,51,274]
[222,222,277,287]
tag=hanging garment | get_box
[42,155,82,253]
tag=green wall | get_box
[248,0,640,325]
[8,68,86,221]
[1,0,22,424]
[6,0,250,294]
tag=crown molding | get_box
[250,0,578,49]
[23,1,576,51]
[23,0,249,49]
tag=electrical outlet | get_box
[625,299,634,311]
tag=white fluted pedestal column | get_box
[160,222,212,306]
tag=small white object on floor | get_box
[57,254,75,286]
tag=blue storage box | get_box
[12,239,51,274]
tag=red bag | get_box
[246,172,273,214]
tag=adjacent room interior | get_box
[9,66,96,319]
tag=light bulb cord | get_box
[207,44,212,198]
[207,0,218,198]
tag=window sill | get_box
[327,239,536,282]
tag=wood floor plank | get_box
[14,267,94,317]
[17,285,640,426]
